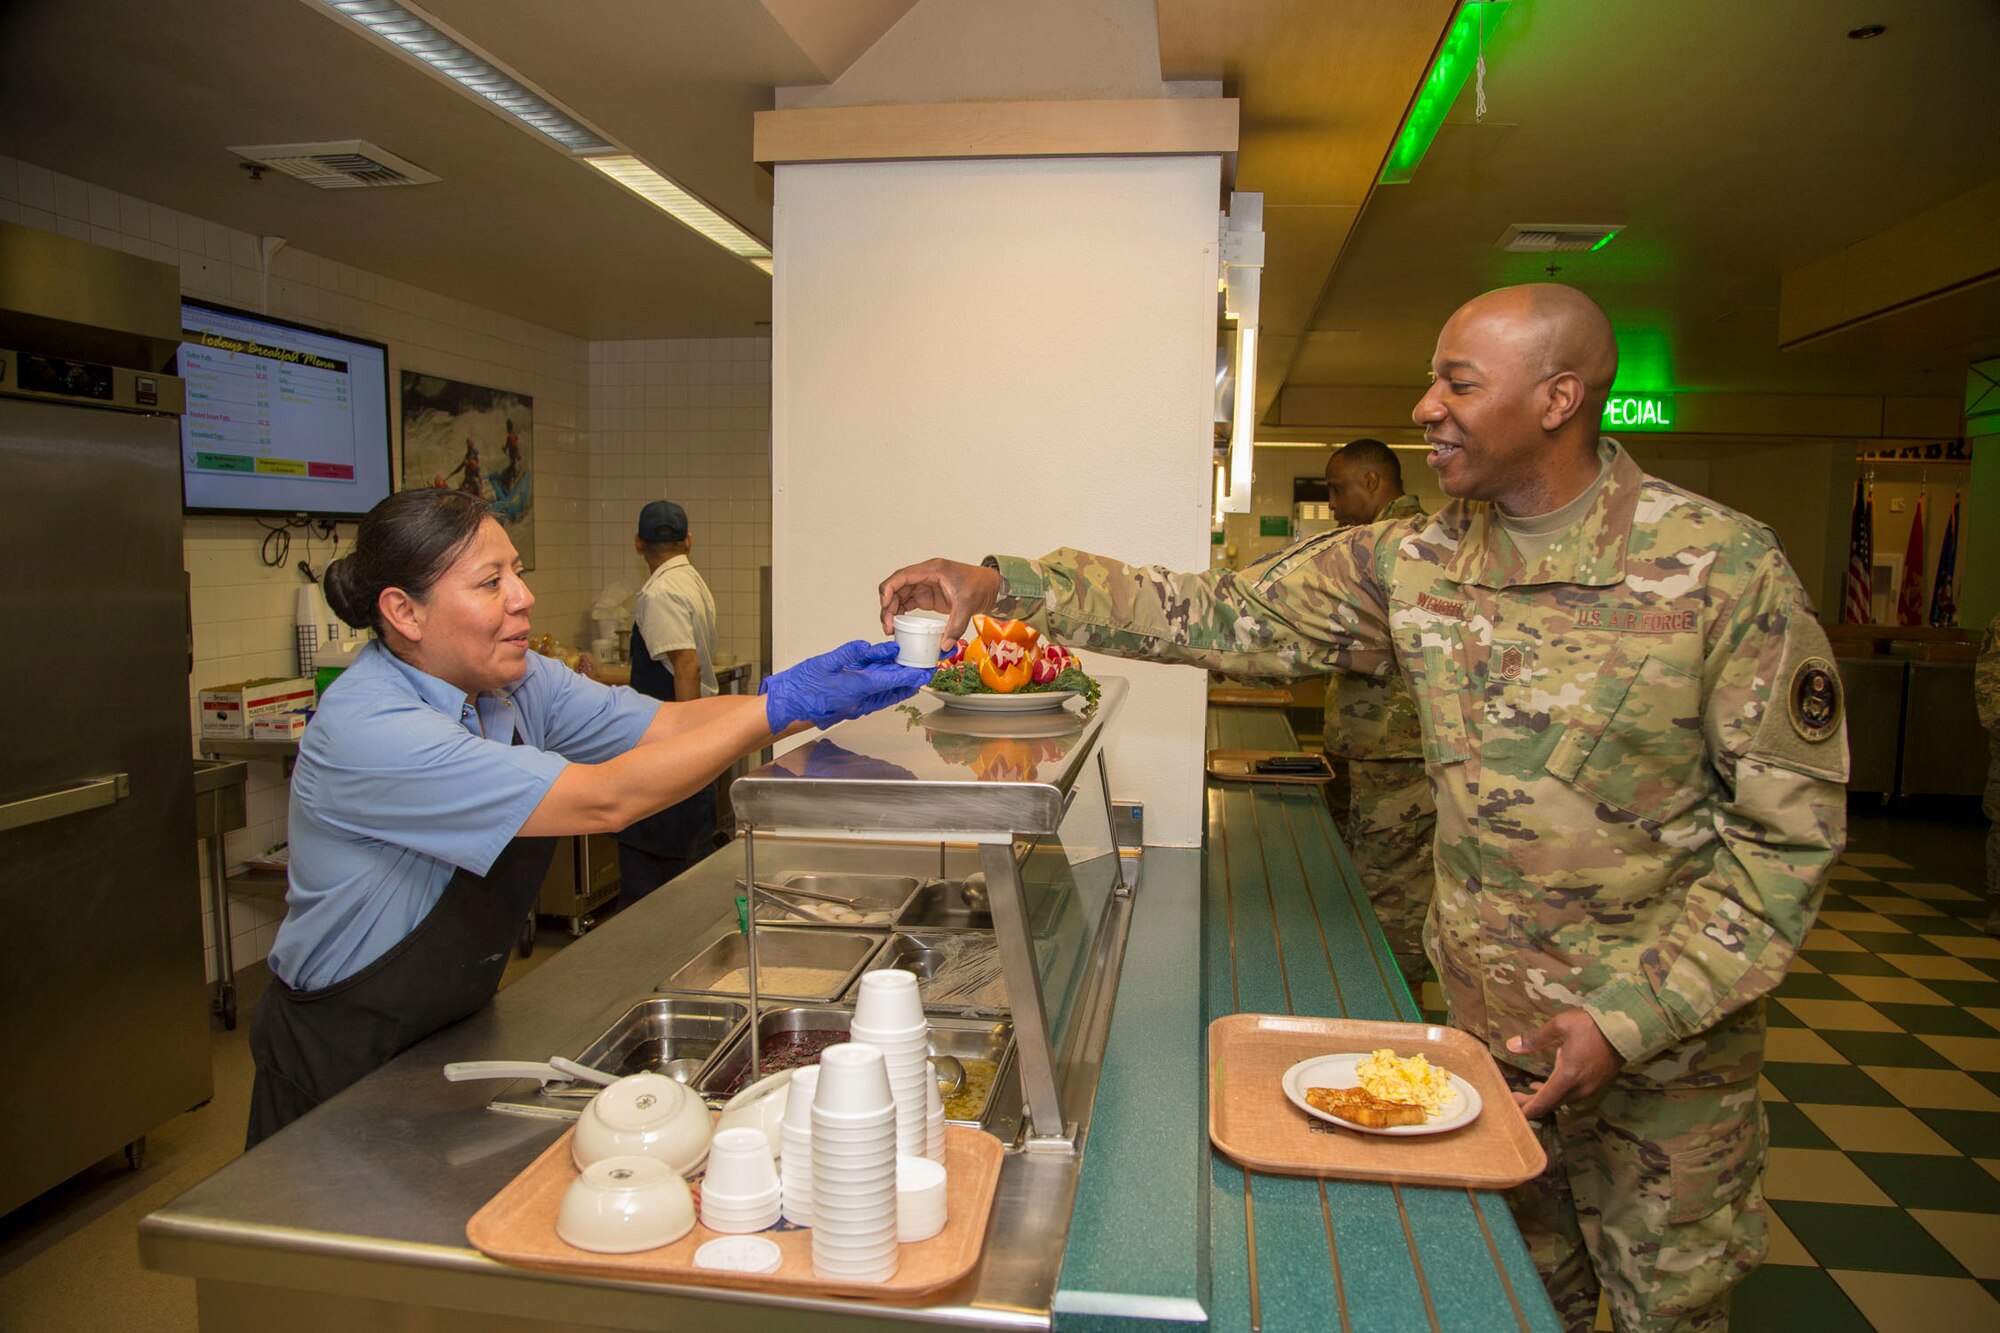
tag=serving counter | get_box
[139,691,1554,1331]
[1049,706,1557,1331]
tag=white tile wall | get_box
[588,339,773,668]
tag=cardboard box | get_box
[251,711,310,741]
[199,677,315,739]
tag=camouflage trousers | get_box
[1500,1067,1769,1333]
[1327,755,1436,991]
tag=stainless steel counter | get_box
[141,753,1142,1330]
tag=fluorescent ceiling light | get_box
[317,0,611,154]
[1380,1,1509,185]
[310,0,772,271]
[587,157,772,261]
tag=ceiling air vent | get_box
[1495,223,1622,253]
[228,141,441,190]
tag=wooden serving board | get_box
[467,1124,1003,1300]
[1206,685,1294,708]
[1208,1014,1546,1190]
[1204,749,1334,785]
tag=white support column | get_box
[769,152,1222,845]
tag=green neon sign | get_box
[1380,2,1510,185]
[1603,393,1675,431]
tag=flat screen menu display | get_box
[177,299,393,519]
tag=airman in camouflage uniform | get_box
[1319,442,1435,992]
[1977,611,2000,935]
[881,285,1848,1332]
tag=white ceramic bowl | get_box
[716,1072,791,1158]
[572,1072,713,1176]
[556,1155,695,1254]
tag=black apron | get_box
[613,618,717,862]
[246,830,556,1148]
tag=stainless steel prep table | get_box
[140,683,1147,1330]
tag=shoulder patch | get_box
[1787,655,1841,743]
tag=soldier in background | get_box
[881,284,1848,1332]
[1319,438,1433,992]
[1977,611,2000,935]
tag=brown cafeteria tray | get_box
[1206,686,1294,708]
[1207,1014,1545,1189]
[1204,749,1334,785]
[466,1123,1004,1300]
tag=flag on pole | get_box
[1929,496,1959,627]
[1842,481,1873,624]
[1896,496,1927,626]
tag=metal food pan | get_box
[573,996,748,1081]
[926,1017,1016,1128]
[484,995,747,1121]
[695,1005,855,1102]
[892,878,993,932]
[854,930,1011,1017]
[697,1007,1017,1130]
[658,929,882,1004]
[749,872,922,929]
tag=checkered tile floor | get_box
[1424,810,2000,1331]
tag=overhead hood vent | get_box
[1495,223,1621,253]
[228,141,441,190]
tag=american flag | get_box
[1929,497,1960,627]
[1842,481,1873,625]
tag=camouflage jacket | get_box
[1977,612,2000,736]
[995,441,1849,1087]
[1322,493,1426,761]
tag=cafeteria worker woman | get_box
[246,488,930,1146]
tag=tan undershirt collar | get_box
[1497,452,1613,564]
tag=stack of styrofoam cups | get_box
[924,1064,946,1161]
[809,1043,899,1282]
[896,1155,949,1243]
[779,1065,819,1227]
[700,1127,782,1233]
[850,970,931,1160]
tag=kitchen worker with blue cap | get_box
[246,488,929,1147]
[614,499,723,906]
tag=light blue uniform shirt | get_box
[268,642,660,990]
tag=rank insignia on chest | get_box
[1497,645,1526,681]
[1788,655,1841,742]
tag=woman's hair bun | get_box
[321,556,372,629]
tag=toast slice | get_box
[1305,1085,1427,1129]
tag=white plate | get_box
[923,687,1077,713]
[1280,1052,1482,1136]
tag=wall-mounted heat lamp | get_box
[1216,191,1264,517]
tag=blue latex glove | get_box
[762,640,933,731]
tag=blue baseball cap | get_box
[637,500,689,542]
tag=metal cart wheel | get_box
[124,1137,146,1172]
[517,912,536,958]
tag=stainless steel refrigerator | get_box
[0,221,212,1214]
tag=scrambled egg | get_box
[1354,1048,1458,1116]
